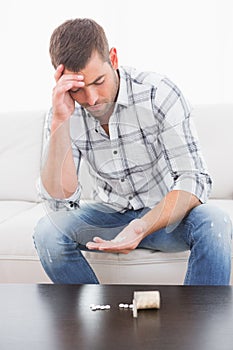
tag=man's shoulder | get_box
[120,66,165,88]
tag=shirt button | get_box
[120,178,125,182]
[113,150,118,155]
[128,196,133,200]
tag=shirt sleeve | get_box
[37,108,82,211]
[153,77,212,203]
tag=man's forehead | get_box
[63,68,85,77]
[63,50,109,79]
[64,63,108,85]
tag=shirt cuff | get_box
[171,173,212,204]
[37,178,82,211]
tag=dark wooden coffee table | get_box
[0,284,233,350]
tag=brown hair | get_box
[49,18,110,71]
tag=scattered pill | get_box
[90,304,112,311]
[91,303,133,311]
[119,303,132,309]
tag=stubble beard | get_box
[87,69,119,125]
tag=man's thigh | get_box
[138,203,230,253]
[138,220,190,252]
[45,202,140,247]
[75,202,189,252]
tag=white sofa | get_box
[0,105,232,284]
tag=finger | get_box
[53,82,76,98]
[93,237,106,243]
[86,242,101,250]
[86,240,132,254]
[98,246,131,254]
[54,64,64,83]
[86,240,114,250]
[60,74,84,83]
[54,76,85,95]
[99,241,127,251]
[53,77,85,97]
[55,68,84,85]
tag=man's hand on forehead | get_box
[54,65,85,93]
[51,64,86,121]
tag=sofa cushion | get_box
[0,201,36,223]
[193,104,233,199]
[83,249,190,284]
[207,199,233,223]
[0,202,46,258]
[0,110,45,202]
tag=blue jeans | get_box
[33,202,232,285]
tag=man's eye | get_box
[70,88,80,94]
[94,79,105,85]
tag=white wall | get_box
[0,0,232,112]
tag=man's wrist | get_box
[51,116,70,133]
[130,218,148,234]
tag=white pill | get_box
[105,305,111,309]
[119,303,125,308]
[129,304,134,309]
[123,304,129,308]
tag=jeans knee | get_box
[33,214,70,262]
[33,215,54,247]
[34,210,96,264]
[205,205,232,239]
[189,204,232,246]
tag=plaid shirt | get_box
[39,66,212,212]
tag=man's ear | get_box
[109,47,118,70]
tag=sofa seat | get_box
[83,250,190,284]
[0,198,232,284]
[0,105,232,284]
[0,202,50,283]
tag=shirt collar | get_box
[116,67,129,107]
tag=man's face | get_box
[64,49,119,123]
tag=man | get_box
[34,18,232,284]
